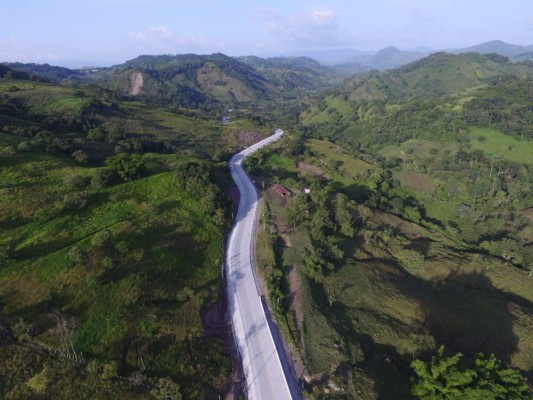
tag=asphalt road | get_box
[226,129,295,400]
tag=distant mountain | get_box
[301,52,533,143]
[238,55,338,91]
[451,40,533,60]
[328,46,429,73]
[0,62,83,82]
[328,40,533,74]
[366,46,427,70]
[259,48,372,65]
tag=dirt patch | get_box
[227,186,240,210]
[298,162,325,177]
[235,131,264,148]
[128,72,144,96]
[288,265,304,334]
[202,300,226,338]
[202,294,245,400]
[396,171,434,191]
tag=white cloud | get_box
[149,25,173,37]
[252,7,359,49]
[308,9,337,26]
[127,26,225,53]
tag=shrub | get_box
[63,174,88,189]
[101,361,119,380]
[101,256,115,269]
[71,150,89,164]
[91,168,116,188]
[17,141,31,152]
[91,231,112,248]
[411,346,531,399]
[27,367,50,394]
[62,192,88,210]
[396,249,425,269]
[68,246,85,264]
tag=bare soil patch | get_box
[235,131,264,147]
[287,265,304,334]
[396,171,434,191]
[128,72,144,96]
[298,161,325,177]
[202,294,245,400]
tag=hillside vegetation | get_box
[1,49,532,399]
[0,72,275,399]
[245,52,533,398]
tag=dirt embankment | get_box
[128,72,144,95]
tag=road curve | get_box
[227,129,295,400]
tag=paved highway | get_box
[226,129,295,400]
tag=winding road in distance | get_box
[227,129,296,400]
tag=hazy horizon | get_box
[1,0,532,68]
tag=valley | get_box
[1,43,532,399]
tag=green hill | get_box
[238,52,533,397]
[2,48,533,399]
[0,73,274,399]
[84,53,275,110]
[452,40,533,60]
[238,55,340,92]
[301,52,533,144]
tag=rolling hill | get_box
[452,40,533,60]
[301,52,533,141]
[245,49,533,398]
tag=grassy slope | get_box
[248,134,533,399]
[0,81,237,397]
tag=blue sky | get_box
[1,0,532,67]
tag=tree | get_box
[334,192,356,238]
[285,194,308,228]
[411,346,531,400]
[105,153,145,181]
[151,377,182,400]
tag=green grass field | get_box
[469,127,533,164]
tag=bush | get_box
[62,192,88,210]
[0,245,11,264]
[91,230,112,248]
[396,249,425,269]
[101,361,119,380]
[26,367,50,394]
[63,174,88,189]
[68,246,85,264]
[101,256,115,269]
[71,150,89,164]
[91,168,116,188]
[17,141,31,152]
